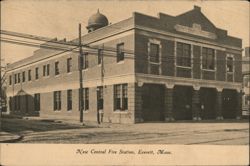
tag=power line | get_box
[1,36,248,64]
[0,37,78,52]
[1,29,245,58]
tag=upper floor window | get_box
[9,75,12,85]
[98,49,103,65]
[28,70,32,81]
[176,42,191,67]
[17,73,21,83]
[202,47,215,70]
[80,53,88,69]
[117,43,124,62]
[14,74,17,84]
[226,56,234,73]
[243,75,249,88]
[55,61,60,75]
[43,65,46,76]
[114,84,128,111]
[22,71,25,82]
[149,43,160,63]
[148,41,161,75]
[43,64,50,76]
[67,58,72,73]
[35,67,39,79]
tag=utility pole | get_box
[79,24,84,123]
[0,7,2,126]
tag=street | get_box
[2,117,249,144]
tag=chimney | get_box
[194,5,201,11]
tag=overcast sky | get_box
[1,0,249,64]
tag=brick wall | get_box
[135,32,175,76]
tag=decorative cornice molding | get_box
[174,24,217,40]
[135,25,242,51]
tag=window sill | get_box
[55,75,60,78]
[176,66,192,69]
[67,72,72,75]
[149,62,161,65]
[54,110,61,112]
[113,110,128,113]
[117,61,125,64]
[202,69,216,72]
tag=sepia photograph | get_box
[0,0,249,165]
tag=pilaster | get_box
[164,86,174,121]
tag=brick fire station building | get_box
[5,6,243,123]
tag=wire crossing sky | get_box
[1,0,249,64]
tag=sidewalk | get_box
[0,131,23,143]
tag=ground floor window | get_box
[114,84,128,111]
[53,91,61,111]
[67,90,72,111]
[34,93,40,111]
[80,88,89,111]
[97,86,103,110]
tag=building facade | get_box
[5,6,243,123]
[242,47,250,117]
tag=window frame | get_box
[43,65,46,76]
[28,70,32,81]
[202,47,215,70]
[98,49,103,65]
[9,75,12,85]
[80,53,89,70]
[55,61,60,75]
[22,71,25,82]
[14,74,17,84]
[97,86,104,110]
[114,84,128,111]
[148,39,162,75]
[17,73,21,83]
[243,75,249,88]
[226,54,235,82]
[80,88,89,111]
[176,42,192,68]
[67,58,72,73]
[35,67,39,80]
[53,91,61,111]
[34,93,40,111]
[116,43,125,62]
[47,64,50,76]
[67,89,72,111]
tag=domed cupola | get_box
[86,9,109,32]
